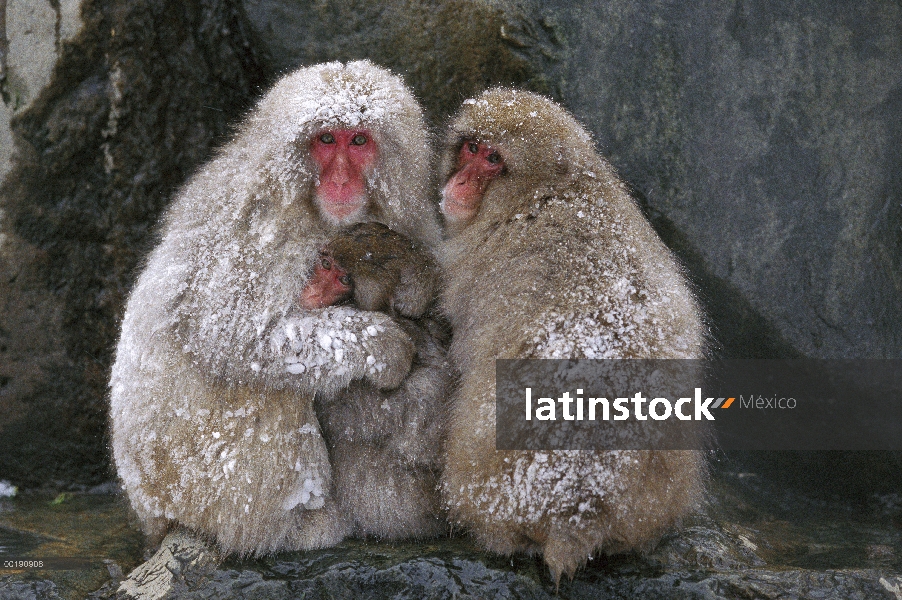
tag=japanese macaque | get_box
[109,61,442,556]
[307,223,449,539]
[301,222,439,318]
[438,90,706,581]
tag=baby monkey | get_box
[301,222,449,539]
[301,222,439,319]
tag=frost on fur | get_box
[109,61,438,555]
[438,89,707,581]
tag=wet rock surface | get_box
[0,490,144,599]
[2,470,902,599]
[0,0,267,487]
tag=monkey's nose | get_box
[329,155,352,185]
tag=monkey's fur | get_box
[315,222,449,539]
[438,90,706,581]
[323,222,439,318]
[109,61,442,555]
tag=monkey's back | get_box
[440,156,705,575]
[442,158,702,370]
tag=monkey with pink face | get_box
[438,90,706,581]
[301,221,449,540]
[110,61,447,555]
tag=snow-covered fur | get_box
[109,61,441,554]
[438,89,706,580]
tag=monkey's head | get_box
[239,60,440,246]
[301,222,437,317]
[440,89,599,233]
[299,249,354,310]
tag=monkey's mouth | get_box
[440,190,480,221]
[316,189,367,221]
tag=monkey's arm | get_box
[155,225,416,395]
[174,300,415,395]
[267,306,415,394]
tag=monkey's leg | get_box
[331,442,444,540]
[115,353,340,555]
[286,497,351,550]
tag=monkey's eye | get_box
[338,274,352,286]
[351,134,368,145]
[321,258,332,270]
[487,152,501,164]
[319,133,335,144]
[468,142,479,154]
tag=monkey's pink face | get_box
[299,251,353,309]
[310,129,378,223]
[441,140,504,223]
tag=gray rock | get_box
[241,0,902,359]
[0,0,267,487]
[0,578,63,600]
[534,0,902,359]
[1,0,85,181]
[242,0,561,123]
[94,536,902,600]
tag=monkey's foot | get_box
[288,501,351,550]
[116,528,221,600]
[542,529,596,587]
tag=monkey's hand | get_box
[390,263,439,319]
[271,306,415,394]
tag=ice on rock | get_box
[0,480,17,498]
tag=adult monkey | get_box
[110,61,440,555]
[438,90,706,582]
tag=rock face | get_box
[536,0,902,359]
[241,0,561,123]
[241,0,902,360]
[0,0,267,486]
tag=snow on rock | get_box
[0,480,17,497]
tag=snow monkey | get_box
[109,61,443,556]
[303,222,440,317]
[302,222,449,539]
[438,89,706,582]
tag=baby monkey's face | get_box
[299,249,354,310]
